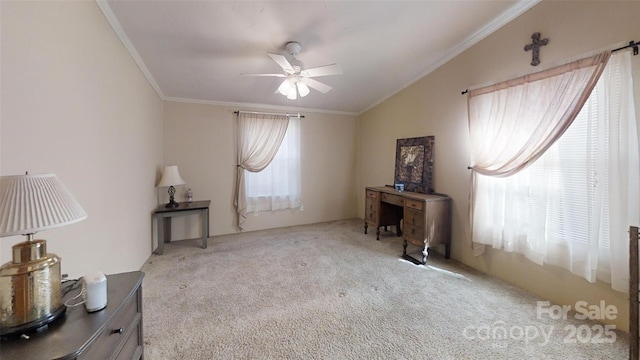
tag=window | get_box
[245,116,301,213]
[471,51,638,291]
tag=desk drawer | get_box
[381,193,404,206]
[365,197,378,222]
[404,208,425,227]
[404,223,425,244]
[405,198,424,211]
[366,190,379,199]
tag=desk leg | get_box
[401,238,426,265]
[201,208,209,249]
[156,216,164,255]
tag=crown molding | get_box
[359,0,541,115]
[95,0,164,99]
[163,97,359,117]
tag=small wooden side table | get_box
[152,200,210,255]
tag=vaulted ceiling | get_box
[101,0,539,115]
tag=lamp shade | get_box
[287,87,297,100]
[0,173,88,237]
[278,78,294,96]
[156,166,186,188]
[297,81,310,97]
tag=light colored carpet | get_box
[140,219,629,359]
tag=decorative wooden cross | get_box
[524,32,549,66]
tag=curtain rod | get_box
[612,40,639,54]
[460,40,639,96]
[233,110,305,118]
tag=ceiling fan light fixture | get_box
[286,85,297,100]
[251,42,339,99]
[278,78,294,96]
[297,81,310,97]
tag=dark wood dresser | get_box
[0,271,144,360]
[365,186,451,264]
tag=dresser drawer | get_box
[80,292,139,359]
[381,193,404,206]
[115,313,142,360]
[366,190,379,199]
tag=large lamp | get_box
[156,166,185,208]
[0,173,87,336]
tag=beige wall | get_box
[0,1,163,278]
[162,101,358,241]
[358,0,639,331]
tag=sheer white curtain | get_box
[245,115,301,213]
[603,51,639,291]
[468,52,610,177]
[469,51,610,256]
[234,112,289,230]
[470,51,638,291]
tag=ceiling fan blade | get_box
[241,73,287,77]
[303,78,333,94]
[301,63,342,77]
[267,53,295,73]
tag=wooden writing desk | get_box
[364,186,451,264]
[153,200,210,255]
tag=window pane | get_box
[245,116,301,212]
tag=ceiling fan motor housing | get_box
[285,41,303,57]
[284,42,304,71]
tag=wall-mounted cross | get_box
[524,32,549,66]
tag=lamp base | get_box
[165,198,179,208]
[165,186,179,208]
[0,305,65,337]
[0,238,65,336]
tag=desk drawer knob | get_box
[112,327,124,335]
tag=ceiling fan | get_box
[242,41,342,100]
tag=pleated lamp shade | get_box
[0,173,88,237]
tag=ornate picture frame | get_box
[394,136,434,193]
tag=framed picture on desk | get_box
[394,136,434,193]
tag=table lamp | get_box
[0,173,87,336]
[156,165,185,208]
